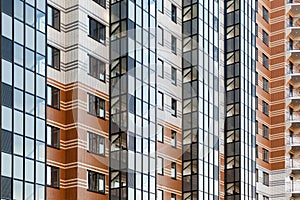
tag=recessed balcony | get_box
[287,41,300,63]
[287,112,300,129]
[287,90,300,110]
[287,65,300,85]
[287,180,300,196]
[288,158,300,172]
[287,0,300,17]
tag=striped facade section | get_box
[256,0,286,199]
[47,0,110,199]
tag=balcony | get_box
[287,65,300,85]
[287,90,300,110]
[287,0,300,17]
[287,112,300,129]
[287,180,300,196]
[287,134,300,146]
[287,41,300,63]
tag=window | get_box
[255,72,258,85]
[263,172,269,186]
[158,0,163,12]
[171,193,176,200]
[157,91,164,110]
[88,170,105,194]
[171,35,177,54]
[157,157,163,175]
[47,165,59,188]
[157,58,164,78]
[255,23,258,36]
[47,45,60,70]
[255,96,258,109]
[171,67,177,85]
[263,77,269,92]
[255,47,258,61]
[47,125,60,148]
[158,26,164,45]
[255,120,258,133]
[157,124,164,143]
[47,85,60,109]
[93,0,106,8]
[171,162,176,179]
[171,98,177,117]
[263,125,269,139]
[262,54,269,69]
[256,169,258,182]
[88,94,106,119]
[88,132,105,156]
[171,131,176,147]
[89,55,106,82]
[263,148,269,163]
[157,189,163,200]
[171,4,177,23]
[262,6,269,22]
[256,145,258,158]
[262,101,269,116]
[263,30,269,46]
[89,17,106,44]
[47,5,60,30]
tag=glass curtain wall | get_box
[110,0,156,199]
[224,0,256,199]
[1,0,47,199]
[182,0,220,199]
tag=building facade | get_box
[0,0,297,200]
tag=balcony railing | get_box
[287,0,300,4]
[287,18,300,28]
[287,112,300,122]
[287,90,300,98]
[287,181,300,193]
[287,135,300,145]
[287,66,300,74]
[287,158,300,168]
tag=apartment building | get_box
[1,0,296,200]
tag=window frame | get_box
[171,67,177,85]
[262,77,269,92]
[89,17,106,44]
[47,125,60,149]
[171,98,177,117]
[157,91,164,110]
[262,6,269,22]
[158,25,164,46]
[171,162,176,179]
[263,148,269,163]
[88,55,106,82]
[87,93,106,119]
[157,58,164,78]
[262,30,269,46]
[262,53,269,69]
[88,131,106,157]
[262,101,269,116]
[171,4,177,23]
[92,0,106,8]
[47,5,60,31]
[47,165,60,188]
[171,35,177,54]
[47,85,60,109]
[87,170,105,194]
[47,45,60,70]
[171,130,177,148]
[263,124,269,139]
[157,156,164,175]
[263,172,269,186]
[158,0,163,13]
[157,124,164,143]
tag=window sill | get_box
[47,25,61,32]
[47,104,60,110]
[47,185,60,189]
[88,35,106,46]
[87,189,105,195]
[47,145,60,150]
[87,150,106,158]
[87,112,106,120]
[88,73,106,83]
